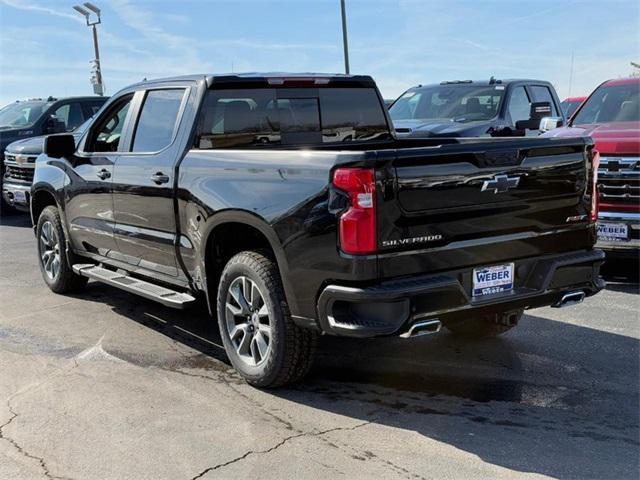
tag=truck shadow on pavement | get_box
[75,280,640,480]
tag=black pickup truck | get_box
[390,78,565,138]
[32,73,604,387]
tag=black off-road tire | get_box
[444,310,522,339]
[36,206,88,293]
[217,250,318,388]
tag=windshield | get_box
[560,100,583,119]
[572,83,640,125]
[0,101,50,129]
[389,85,504,123]
[74,117,93,134]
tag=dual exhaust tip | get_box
[401,289,586,338]
[400,319,442,338]
[552,290,586,308]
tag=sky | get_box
[0,0,638,106]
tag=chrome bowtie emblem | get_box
[481,174,520,194]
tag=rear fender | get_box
[196,209,297,315]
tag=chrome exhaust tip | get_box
[400,319,442,338]
[552,290,586,308]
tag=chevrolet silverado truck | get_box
[32,73,604,387]
[543,77,639,260]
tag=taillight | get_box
[590,150,600,222]
[332,167,377,254]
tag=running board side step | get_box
[72,264,196,309]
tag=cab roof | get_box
[603,77,640,87]
[131,72,377,89]
[411,78,554,89]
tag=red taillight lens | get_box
[332,168,377,254]
[590,150,600,222]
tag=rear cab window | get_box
[195,87,390,148]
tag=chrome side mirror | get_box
[539,116,563,132]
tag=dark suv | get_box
[389,78,565,137]
[1,96,107,213]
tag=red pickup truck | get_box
[544,77,639,260]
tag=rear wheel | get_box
[444,310,522,338]
[217,250,317,388]
[36,206,87,293]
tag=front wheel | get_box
[444,310,522,338]
[36,206,87,293]
[217,250,317,388]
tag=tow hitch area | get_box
[492,310,522,326]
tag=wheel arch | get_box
[198,210,297,316]
[30,186,59,231]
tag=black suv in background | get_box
[0,96,107,213]
[389,78,565,137]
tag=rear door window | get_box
[86,101,106,117]
[52,102,85,131]
[530,85,560,116]
[131,89,185,152]
[196,87,390,148]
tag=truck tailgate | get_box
[375,137,596,278]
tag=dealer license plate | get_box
[473,263,514,297]
[597,222,629,241]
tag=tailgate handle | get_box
[151,172,170,185]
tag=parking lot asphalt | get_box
[1,213,638,480]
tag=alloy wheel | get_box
[225,276,272,366]
[39,221,61,280]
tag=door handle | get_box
[151,172,170,185]
[97,169,111,180]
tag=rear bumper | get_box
[596,212,640,256]
[316,249,605,338]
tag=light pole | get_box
[72,2,104,96]
[340,0,350,74]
